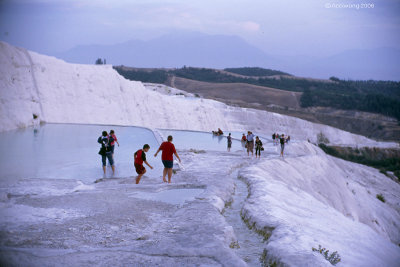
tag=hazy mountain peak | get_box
[54,32,399,80]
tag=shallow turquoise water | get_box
[0,125,279,183]
[157,129,243,152]
[0,124,164,182]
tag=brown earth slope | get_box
[170,76,302,109]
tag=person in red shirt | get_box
[109,130,120,158]
[154,135,181,183]
[134,144,153,184]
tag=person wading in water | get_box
[154,135,181,183]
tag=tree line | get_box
[224,67,291,77]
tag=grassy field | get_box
[169,76,302,109]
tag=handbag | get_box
[98,147,106,156]
[261,147,264,151]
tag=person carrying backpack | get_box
[255,136,263,158]
[98,131,115,175]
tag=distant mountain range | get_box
[278,47,400,81]
[54,32,400,81]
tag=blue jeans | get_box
[102,152,114,166]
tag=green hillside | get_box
[224,67,291,77]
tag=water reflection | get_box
[158,129,241,151]
[0,125,275,183]
[0,124,163,182]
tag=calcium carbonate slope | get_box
[1,41,400,266]
[240,142,400,266]
[0,41,398,149]
[0,42,397,150]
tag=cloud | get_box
[241,21,260,32]
[1,0,399,56]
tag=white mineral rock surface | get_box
[1,42,399,266]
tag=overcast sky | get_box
[0,0,399,57]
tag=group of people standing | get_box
[272,133,290,157]
[233,131,290,158]
[220,130,267,158]
[98,131,181,184]
[240,131,264,158]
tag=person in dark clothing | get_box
[255,136,263,158]
[98,131,115,175]
[273,132,279,145]
[227,133,232,152]
[134,144,153,184]
[280,134,286,157]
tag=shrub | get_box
[318,144,339,157]
[312,245,341,265]
[317,132,330,144]
[376,193,386,203]
[229,241,240,249]
[260,249,278,267]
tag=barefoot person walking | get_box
[134,144,153,184]
[97,131,115,175]
[255,136,263,158]
[246,131,255,157]
[280,134,286,157]
[154,135,181,183]
[227,133,232,152]
[109,129,120,158]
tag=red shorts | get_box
[134,163,145,174]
